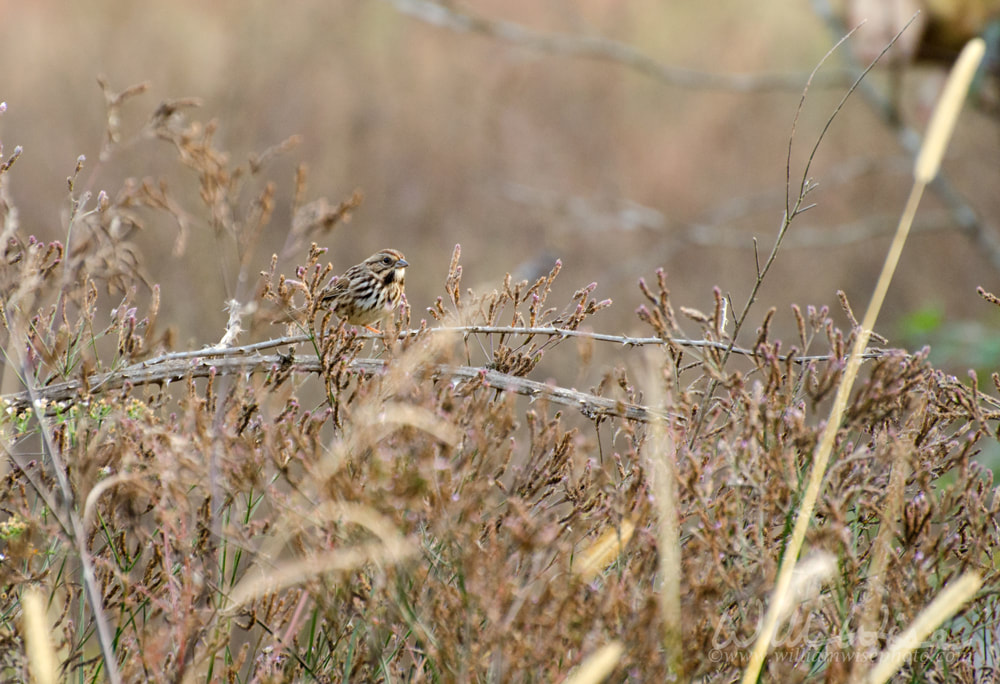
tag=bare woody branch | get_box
[4,324,916,423]
[4,354,664,423]
[141,326,900,366]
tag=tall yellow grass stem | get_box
[573,517,636,582]
[648,419,682,676]
[563,642,625,684]
[644,349,683,678]
[741,38,985,683]
[22,587,58,684]
[915,39,987,183]
[848,437,910,682]
[866,571,983,684]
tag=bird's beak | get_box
[397,259,409,268]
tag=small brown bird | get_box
[317,248,408,331]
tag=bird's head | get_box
[367,248,408,282]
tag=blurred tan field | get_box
[3,0,999,365]
[5,3,1000,681]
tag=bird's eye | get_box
[383,256,392,265]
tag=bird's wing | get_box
[319,265,360,303]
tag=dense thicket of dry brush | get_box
[1,94,999,683]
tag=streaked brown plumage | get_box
[318,248,408,330]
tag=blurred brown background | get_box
[2,0,999,371]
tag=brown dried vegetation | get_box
[0,92,999,684]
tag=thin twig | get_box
[688,19,913,445]
[809,0,1000,273]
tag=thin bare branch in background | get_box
[810,0,1000,272]
[383,0,853,92]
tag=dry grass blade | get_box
[866,572,983,684]
[849,436,910,681]
[914,39,986,183]
[562,641,625,684]
[82,472,140,532]
[224,503,417,613]
[322,401,462,479]
[224,541,416,613]
[643,349,683,678]
[774,552,837,625]
[573,517,636,582]
[21,587,58,684]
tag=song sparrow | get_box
[317,248,408,331]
